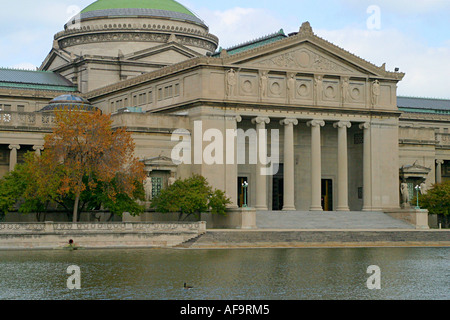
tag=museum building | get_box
[1,0,449,213]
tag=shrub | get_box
[151,174,231,220]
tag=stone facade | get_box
[1,2,450,216]
[40,5,219,93]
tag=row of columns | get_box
[7,144,43,172]
[247,117,372,212]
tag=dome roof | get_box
[50,94,89,103]
[78,0,205,27]
[39,94,99,113]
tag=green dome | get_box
[78,0,205,26]
[82,0,195,16]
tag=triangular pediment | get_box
[400,163,431,174]
[125,43,200,65]
[247,43,363,76]
[221,22,404,81]
[142,155,177,166]
[40,49,72,71]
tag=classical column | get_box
[333,121,351,211]
[359,123,372,211]
[436,160,444,184]
[251,116,270,210]
[280,118,298,211]
[33,145,44,157]
[8,145,20,172]
[225,115,242,209]
[307,120,325,211]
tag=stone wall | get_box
[0,221,206,250]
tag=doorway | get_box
[272,164,284,211]
[321,179,333,211]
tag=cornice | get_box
[146,97,403,119]
[58,31,217,53]
[55,24,219,45]
[400,112,450,122]
[0,87,79,99]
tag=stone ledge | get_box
[182,230,450,249]
[384,209,430,229]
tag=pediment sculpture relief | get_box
[371,80,380,107]
[226,68,237,97]
[253,48,353,74]
[259,70,268,99]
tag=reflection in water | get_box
[0,248,448,300]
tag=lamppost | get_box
[242,181,249,208]
[415,185,421,209]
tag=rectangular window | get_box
[3,105,11,112]
[151,177,163,198]
[158,88,163,101]
[17,105,25,112]
[164,87,169,99]
[138,93,147,105]
[148,91,153,104]
[174,83,180,96]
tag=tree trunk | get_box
[73,192,80,223]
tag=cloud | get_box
[9,62,38,70]
[315,27,450,98]
[0,29,53,66]
[336,0,450,14]
[0,1,83,26]
[197,7,285,49]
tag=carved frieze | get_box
[253,47,354,74]
[59,32,217,52]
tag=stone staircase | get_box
[182,229,450,248]
[254,211,416,230]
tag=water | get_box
[0,247,448,300]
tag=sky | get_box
[0,0,449,98]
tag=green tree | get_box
[418,181,450,216]
[0,165,29,219]
[0,154,146,221]
[150,174,231,221]
[42,108,146,222]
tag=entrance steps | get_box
[255,211,415,230]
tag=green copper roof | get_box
[0,68,77,92]
[398,96,450,115]
[81,0,195,16]
[213,29,287,57]
[77,0,205,26]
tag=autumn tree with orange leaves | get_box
[36,108,145,222]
